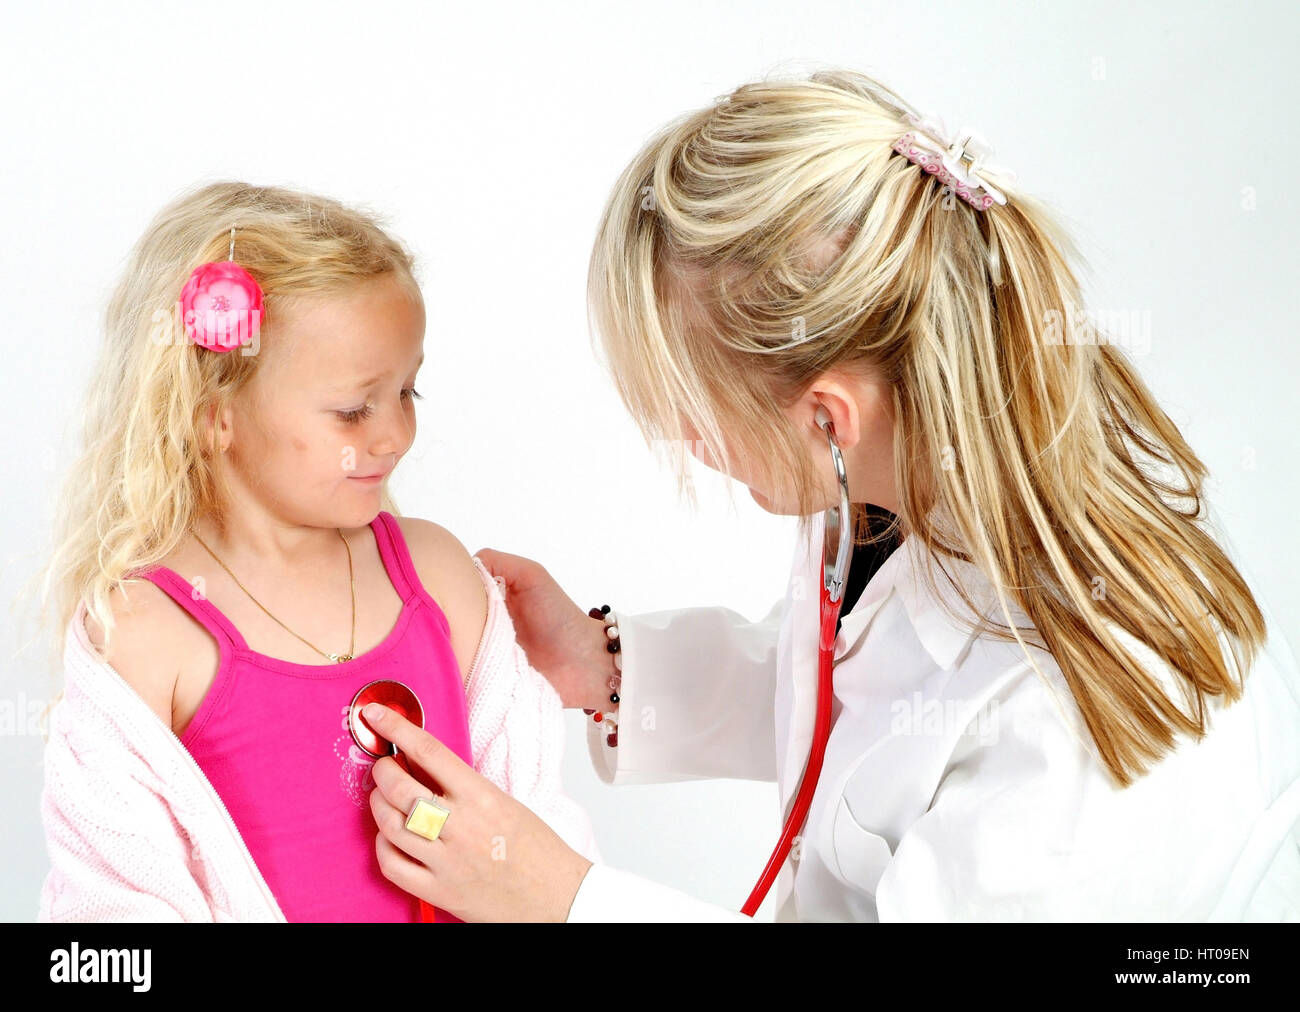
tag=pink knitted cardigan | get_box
[37,555,601,922]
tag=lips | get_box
[349,471,390,480]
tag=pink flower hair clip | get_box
[179,226,264,353]
[892,110,1019,211]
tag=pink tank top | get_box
[134,511,473,923]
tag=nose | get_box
[369,397,415,461]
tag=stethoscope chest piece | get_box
[348,678,425,759]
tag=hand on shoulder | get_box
[394,516,489,689]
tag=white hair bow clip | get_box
[894,111,1019,209]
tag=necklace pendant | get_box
[329,653,354,663]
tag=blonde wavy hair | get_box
[587,69,1266,788]
[39,180,419,667]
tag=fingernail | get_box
[363,702,387,720]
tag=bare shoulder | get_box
[83,579,214,735]
[394,516,489,689]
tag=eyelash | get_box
[336,388,422,424]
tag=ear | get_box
[801,373,862,451]
[198,400,235,456]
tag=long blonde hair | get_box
[587,69,1266,788]
[39,180,419,663]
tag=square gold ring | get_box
[405,796,451,842]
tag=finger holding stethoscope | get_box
[362,701,594,922]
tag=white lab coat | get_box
[565,511,1300,921]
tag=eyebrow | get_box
[337,352,425,392]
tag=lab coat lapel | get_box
[775,510,897,816]
[773,510,900,918]
[771,510,1015,918]
[774,515,819,812]
[778,513,1011,810]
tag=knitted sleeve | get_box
[463,556,602,865]
[37,694,215,922]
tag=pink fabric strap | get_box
[370,511,418,602]
[132,564,247,652]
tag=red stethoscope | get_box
[348,679,440,923]
[741,406,853,916]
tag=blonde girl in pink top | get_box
[36,181,597,921]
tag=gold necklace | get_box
[191,527,357,663]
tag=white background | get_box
[2,0,1297,922]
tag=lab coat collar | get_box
[814,508,1003,673]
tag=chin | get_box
[748,486,798,516]
[748,486,776,513]
[333,495,384,529]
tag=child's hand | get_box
[364,701,593,922]
[474,548,613,712]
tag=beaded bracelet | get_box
[582,604,621,747]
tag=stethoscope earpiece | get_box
[818,406,851,606]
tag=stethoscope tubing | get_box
[740,408,851,916]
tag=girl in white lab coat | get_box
[364,67,1300,921]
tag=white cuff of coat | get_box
[566,862,755,922]
[584,609,718,786]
